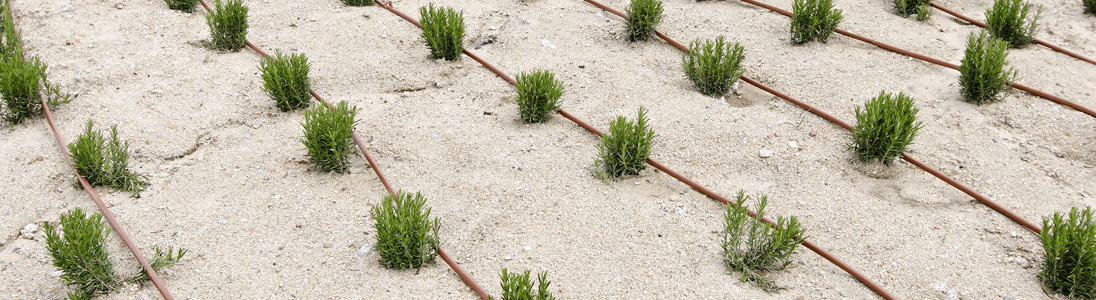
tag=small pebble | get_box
[503,255,513,261]
[23,224,38,233]
[674,207,686,216]
[787,141,798,149]
[49,271,64,277]
[759,150,773,158]
[356,244,372,256]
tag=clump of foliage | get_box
[301,101,357,173]
[985,0,1041,48]
[260,51,312,111]
[848,91,923,165]
[515,69,563,123]
[790,0,843,44]
[0,6,72,126]
[1,0,22,60]
[490,269,556,300]
[205,0,248,51]
[419,4,465,61]
[959,30,1016,105]
[343,0,374,6]
[596,107,655,178]
[68,120,149,196]
[371,191,441,269]
[163,0,199,13]
[1040,207,1096,299]
[682,35,745,96]
[722,191,806,293]
[625,0,663,42]
[894,0,932,21]
[44,208,186,299]
[1085,0,1096,15]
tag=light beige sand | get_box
[2,0,1095,298]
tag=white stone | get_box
[759,150,774,158]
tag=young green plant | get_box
[1,0,21,61]
[848,91,923,165]
[68,120,150,196]
[371,191,441,269]
[260,51,312,111]
[419,4,465,61]
[515,69,562,123]
[790,0,843,44]
[985,0,1041,48]
[1086,0,1096,15]
[493,269,556,300]
[1040,207,1096,299]
[163,0,199,13]
[301,101,357,173]
[596,107,655,178]
[959,30,1016,105]
[342,0,374,6]
[625,0,663,42]
[722,191,805,292]
[894,0,932,21]
[205,0,248,51]
[682,35,745,96]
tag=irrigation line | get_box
[3,1,177,299]
[189,0,488,298]
[928,2,1096,66]
[376,1,896,299]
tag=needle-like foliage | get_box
[492,269,556,300]
[985,0,1041,48]
[625,0,663,42]
[163,0,199,13]
[44,208,117,299]
[343,0,374,6]
[848,91,923,166]
[260,51,312,112]
[419,4,464,61]
[515,69,563,123]
[1040,207,1096,299]
[790,0,843,44]
[722,191,805,293]
[596,107,655,178]
[1,0,22,61]
[205,0,248,51]
[959,30,1016,105]
[0,56,73,126]
[894,0,932,21]
[371,191,441,269]
[68,120,150,197]
[301,101,357,173]
[1086,0,1096,15]
[682,35,745,96]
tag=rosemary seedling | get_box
[848,91,923,166]
[985,0,1041,48]
[419,4,465,61]
[515,69,563,123]
[959,30,1016,105]
[1086,0,1096,15]
[130,246,187,284]
[44,208,117,299]
[1,56,42,125]
[260,51,312,111]
[894,0,932,20]
[68,120,150,197]
[343,0,374,6]
[790,0,843,44]
[596,107,655,178]
[625,0,663,42]
[493,269,556,300]
[371,191,441,269]
[301,101,357,173]
[1040,207,1096,299]
[722,191,805,293]
[205,0,248,51]
[682,35,745,96]
[163,0,199,13]
[0,0,21,61]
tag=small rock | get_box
[523,245,532,251]
[797,259,806,265]
[14,248,25,254]
[540,39,556,48]
[503,255,513,261]
[434,81,445,88]
[114,3,124,9]
[788,141,798,149]
[759,150,774,158]
[65,38,80,45]
[472,35,496,49]
[674,207,686,216]
[809,128,818,136]
[930,281,947,292]
[49,271,64,277]
[203,55,212,63]
[356,244,372,256]
[946,290,957,299]
[23,224,38,233]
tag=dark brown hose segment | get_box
[738,77,853,131]
[438,248,490,300]
[928,2,1096,66]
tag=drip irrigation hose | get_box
[734,0,1096,119]
[3,2,177,299]
[928,2,1096,67]
[376,1,896,299]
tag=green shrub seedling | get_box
[959,30,1016,105]
[371,191,441,269]
[1040,207,1096,299]
[164,0,199,13]
[596,107,655,178]
[682,35,745,96]
[492,269,556,300]
[343,0,374,6]
[419,4,465,61]
[722,191,805,292]
[985,0,1041,48]
[1,56,43,125]
[1,0,22,61]
[625,0,663,42]
[848,91,923,166]
[1085,0,1096,15]
[205,0,248,51]
[515,69,563,123]
[68,120,149,196]
[790,0,843,44]
[260,51,312,111]
[301,101,357,173]
[894,0,932,20]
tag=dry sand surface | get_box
[2,0,1095,298]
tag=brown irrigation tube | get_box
[3,2,177,299]
[377,1,895,299]
[192,1,487,298]
[929,2,1096,66]
[734,0,1096,119]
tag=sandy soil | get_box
[2,0,1095,298]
